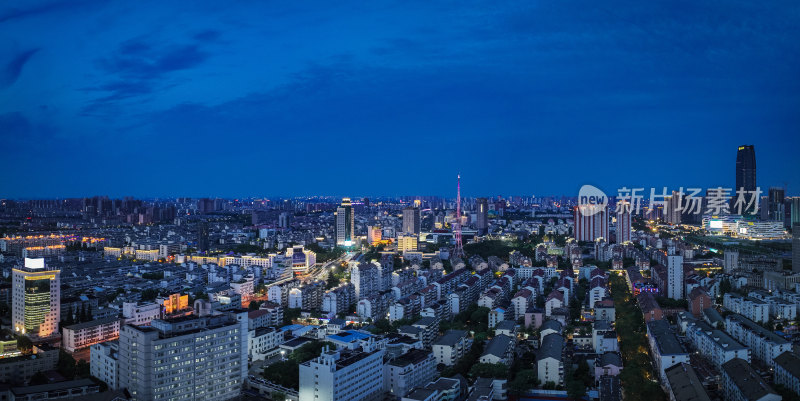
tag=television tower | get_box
[452,174,464,259]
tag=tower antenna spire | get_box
[453,174,464,259]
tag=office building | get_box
[667,254,683,300]
[367,226,382,245]
[574,205,609,242]
[118,310,249,401]
[791,198,800,227]
[396,234,418,252]
[299,341,385,401]
[735,145,757,215]
[403,207,421,235]
[475,198,488,235]
[336,198,355,247]
[12,258,60,338]
[767,187,785,221]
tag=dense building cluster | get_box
[0,145,797,401]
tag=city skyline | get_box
[2,1,799,197]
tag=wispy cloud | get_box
[0,49,39,89]
[0,0,98,23]
[82,35,213,116]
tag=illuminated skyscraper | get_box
[402,207,420,234]
[336,198,354,246]
[735,145,757,215]
[12,258,61,338]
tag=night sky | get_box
[1,1,799,198]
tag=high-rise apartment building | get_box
[667,254,684,300]
[336,198,354,247]
[12,258,60,338]
[665,191,682,225]
[616,204,631,243]
[574,205,609,242]
[402,207,421,235]
[118,310,248,401]
[476,198,489,235]
[724,250,739,273]
[735,145,757,215]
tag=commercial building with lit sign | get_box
[12,258,61,338]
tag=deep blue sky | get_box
[1,1,799,199]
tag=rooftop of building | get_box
[538,333,564,361]
[405,388,437,401]
[482,334,513,358]
[425,377,461,392]
[388,348,432,367]
[414,316,437,327]
[664,363,711,401]
[775,351,800,379]
[726,314,788,344]
[721,358,778,400]
[433,330,468,347]
[10,378,98,396]
[541,319,562,332]
[647,320,686,356]
[495,320,516,332]
[598,352,622,367]
[327,330,372,343]
[63,316,120,331]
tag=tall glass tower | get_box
[336,198,354,246]
[735,145,757,215]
